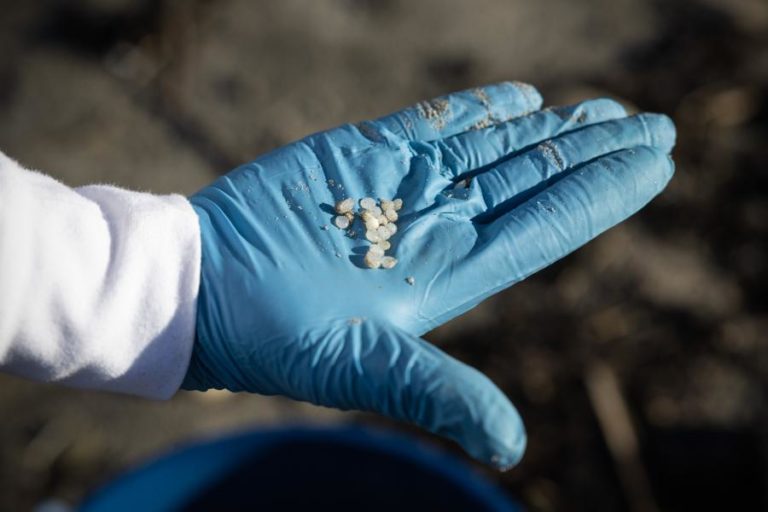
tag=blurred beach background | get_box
[1,0,767,510]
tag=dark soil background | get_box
[1,0,767,510]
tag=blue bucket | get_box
[81,426,522,511]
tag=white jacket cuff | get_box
[0,151,201,399]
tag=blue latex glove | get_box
[182,82,676,470]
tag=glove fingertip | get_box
[635,112,677,154]
[465,400,527,471]
[590,97,628,117]
[438,368,528,471]
[501,80,543,113]
[547,97,626,128]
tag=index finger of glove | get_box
[369,82,542,142]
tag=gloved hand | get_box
[182,82,676,469]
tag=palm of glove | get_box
[183,82,675,469]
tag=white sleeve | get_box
[0,151,200,399]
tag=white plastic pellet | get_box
[360,197,376,210]
[335,198,355,214]
[361,210,376,222]
[365,229,381,243]
[385,209,398,222]
[453,179,469,190]
[381,256,398,269]
[334,215,350,229]
[377,214,388,225]
[386,223,397,236]
[377,226,390,240]
[364,253,382,269]
[364,248,382,264]
[344,211,355,222]
[377,240,391,251]
[371,206,383,216]
[393,198,403,211]
[368,245,385,258]
[364,217,380,231]
[380,199,394,211]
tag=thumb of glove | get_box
[281,319,527,470]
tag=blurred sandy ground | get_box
[0,0,767,510]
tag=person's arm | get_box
[0,151,200,398]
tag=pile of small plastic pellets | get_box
[334,197,402,269]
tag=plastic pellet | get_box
[344,211,355,222]
[393,198,403,211]
[368,245,385,258]
[361,210,376,222]
[453,178,470,190]
[377,240,391,251]
[334,215,350,229]
[377,226,390,240]
[335,198,355,214]
[378,214,388,225]
[364,253,382,269]
[386,223,397,236]
[360,197,376,210]
[380,199,394,211]
[381,256,398,269]
[365,229,381,243]
[371,206,383,216]
[385,209,398,222]
[364,217,380,230]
